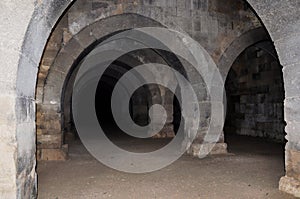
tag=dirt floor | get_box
[37,135,295,199]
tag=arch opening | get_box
[62,41,189,153]
[224,40,286,173]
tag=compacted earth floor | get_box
[37,134,295,199]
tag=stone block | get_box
[15,97,35,123]
[43,119,61,132]
[193,19,201,32]
[52,50,76,74]
[192,0,208,11]
[38,145,68,161]
[75,25,97,48]
[283,63,300,98]
[43,84,63,105]
[0,142,17,197]
[0,95,16,131]
[36,104,60,115]
[16,55,38,98]
[279,176,300,198]
[285,122,300,150]
[35,86,44,104]
[285,97,300,122]
[275,35,300,67]
[286,149,300,180]
[255,1,300,40]
[20,8,52,65]
[37,134,62,149]
[187,143,227,157]
[63,37,84,60]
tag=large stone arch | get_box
[246,1,300,196]
[62,50,165,141]
[0,0,299,198]
[36,14,167,160]
[37,0,267,162]
[217,27,271,79]
[2,1,75,198]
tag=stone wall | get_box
[36,15,69,160]
[0,0,300,198]
[67,0,261,61]
[0,0,73,198]
[225,43,285,142]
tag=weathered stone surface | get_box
[275,35,300,67]
[285,97,300,122]
[0,0,299,198]
[36,0,263,162]
[279,176,300,198]
[152,124,175,138]
[247,0,300,41]
[187,143,228,157]
[225,44,285,142]
[286,150,300,180]
[37,134,62,149]
[283,63,300,98]
[285,122,300,150]
[51,51,76,74]
[38,146,68,161]
[0,141,17,198]
[74,25,97,48]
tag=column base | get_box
[279,176,300,197]
[152,125,175,138]
[187,143,228,157]
[37,144,68,161]
[152,131,175,138]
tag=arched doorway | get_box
[224,40,286,173]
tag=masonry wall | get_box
[67,0,261,60]
[36,15,69,160]
[0,0,300,198]
[225,44,285,142]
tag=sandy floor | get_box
[37,135,295,199]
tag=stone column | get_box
[279,48,300,197]
[152,87,175,138]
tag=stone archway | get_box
[61,49,166,142]
[1,0,299,198]
[1,1,75,197]
[245,1,300,196]
[217,27,271,79]
[36,0,268,163]
[36,14,166,160]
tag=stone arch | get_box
[217,28,273,141]
[36,13,166,160]
[224,40,285,142]
[217,27,271,79]
[12,1,76,197]
[1,0,298,198]
[37,0,268,164]
[231,1,300,195]
[37,9,222,160]
[62,50,164,141]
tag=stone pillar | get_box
[279,57,300,197]
[0,0,38,198]
[245,0,300,196]
[36,104,68,160]
[185,76,227,157]
[35,15,69,160]
[187,101,227,157]
[131,87,149,126]
[152,87,175,138]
